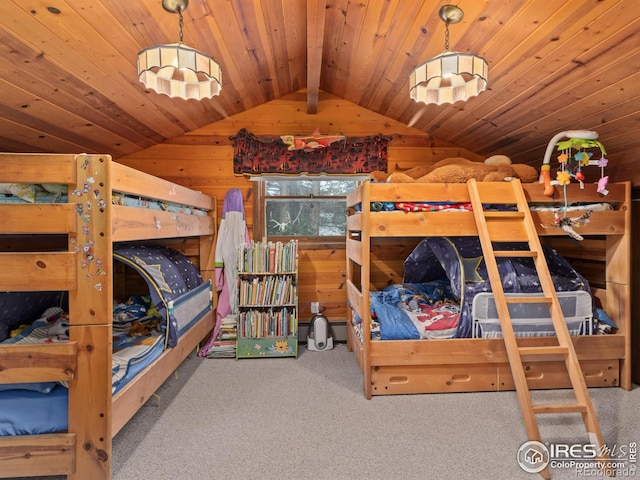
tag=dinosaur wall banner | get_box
[231,128,390,175]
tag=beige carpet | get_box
[8,343,640,480]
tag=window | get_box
[255,176,363,242]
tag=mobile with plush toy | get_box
[540,130,608,197]
[539,130,609,241]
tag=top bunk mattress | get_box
[0,181,208,215]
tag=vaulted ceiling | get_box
[1,0,637,168]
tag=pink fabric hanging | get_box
[198,188,250,357]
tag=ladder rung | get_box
[468,178,605,454]
[504,295,553,304]
[494,250,537,258]
[519,346,568,357]
[482,211,525,219]
[533,403,588,414]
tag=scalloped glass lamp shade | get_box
[409,51,488,105]
[137,43,222,100]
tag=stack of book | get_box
[237,239,298,274]
[204,314,237,358]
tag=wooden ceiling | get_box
[0,0,637,168]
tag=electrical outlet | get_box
[311,302,319,314]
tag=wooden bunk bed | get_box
[346,180,631,399]
[0,153,217,479]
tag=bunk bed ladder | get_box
[467,178,607,480]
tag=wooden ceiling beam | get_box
[306,0,326,114]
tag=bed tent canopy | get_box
[0,245,210,348]
[402,236,593,338]
[113,244,211,348]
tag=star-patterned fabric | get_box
[403,237,591,338]
[114,245,203,347]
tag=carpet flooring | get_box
[7,343,640,480]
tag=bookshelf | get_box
[236,239,298,358]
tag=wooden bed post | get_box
[199,200,217,287]
[67,154,114,479]
[605,181,631,390]
[199,203,217,350]
[345,180,373,398]
[361,181,373,399]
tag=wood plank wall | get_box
[118,90,636,374]
[117,90,483,326]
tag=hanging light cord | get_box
[444,21,450,52]
[178,11,184,43]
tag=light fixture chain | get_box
[444,22,450,51]
[178,11,184,43]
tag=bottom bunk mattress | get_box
[0,384,68,436]
[0,246,212,436]
[403,236,593,338]
[351,237,606,341]
[354,284,596,342]
[368,282,460,340]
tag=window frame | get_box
[253,175,365,248]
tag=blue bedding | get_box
[369,282,460,340]
[0,306,167,436]
[0,303,171,436]
[0,384,68,436]
[0,298,165,436]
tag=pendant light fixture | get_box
[409,5,488,105]
[137,0,222,100]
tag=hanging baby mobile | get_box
[539,130,608,241]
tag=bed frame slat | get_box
[0,433,76,477]
[0,252,77,291]
[0,204,76,234]
[0,343,77,383]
